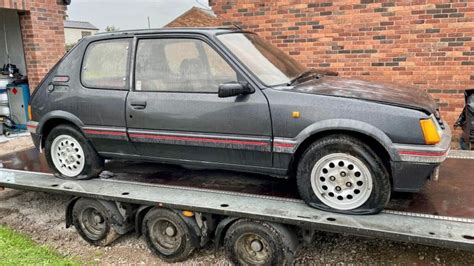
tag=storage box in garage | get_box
[6,83,29,130]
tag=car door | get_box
[77,38,135,155]
[126,36,273,167]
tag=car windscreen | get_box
[217,33,307,86]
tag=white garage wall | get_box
[0,8,27,76]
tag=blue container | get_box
[6,83,30,130]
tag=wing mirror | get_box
[218,82,254,98]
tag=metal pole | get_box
[147,16,151,29]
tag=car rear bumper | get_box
[27,121,41,149]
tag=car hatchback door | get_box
[126,36,272,168]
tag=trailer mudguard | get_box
[65,197,132,235]
[214,216,240,251]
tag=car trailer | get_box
[0,149,473,264]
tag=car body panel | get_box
[263,88,427,145]
[28,28,451,192]
[285,77,438,114]
[126,91,273,167]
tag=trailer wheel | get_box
[142,208,197,263]
[72,198,119,246]
[224,220,297,265]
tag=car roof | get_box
[89,26,244,40]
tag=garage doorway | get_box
[0,8,26,75]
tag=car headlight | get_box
[420,117,441,145]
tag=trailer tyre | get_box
[72,198,119,246]
[142,208,197,263]
[45,124,103,179]
[224,219,297,265]
[297,134,391,214]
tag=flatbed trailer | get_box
[0,149,473,264]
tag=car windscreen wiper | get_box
[287,70,315,86]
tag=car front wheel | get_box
[296,134,391,214]
[45,124,103,179]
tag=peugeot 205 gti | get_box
[27,28,451,214]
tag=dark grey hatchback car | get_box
[28,28,451,214]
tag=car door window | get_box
[135,38,237,92]
[82,39,130,89]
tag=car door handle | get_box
[130,101,147,110]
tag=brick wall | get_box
[165,7,219,27]
[18,0,67,90]
[0,0,29,10]
[209,0,474,132]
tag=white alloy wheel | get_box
[50,134,85,177]
[310,153,373,210]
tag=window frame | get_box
[131,34,246,94]
[214,31,269,90]
[80,38,133,91]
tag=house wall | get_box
[0,0,67,90]
[65,28,98,46]
[0,9,27,75]
[18,0,67,90]
[209,1,474,130]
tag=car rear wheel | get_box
[296,134,391,214]
[45,124,103,179]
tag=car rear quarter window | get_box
[135,38,237,93]
[82,39,130,90]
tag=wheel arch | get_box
[134,205,154,236]
[37,111,85,147]
[290,119,399,178]
[65,196,81,229]
[66,197,132,235]
[214,217,241,251]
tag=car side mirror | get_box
[218,82,254,98]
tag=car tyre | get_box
[45,124,103,180]
[296,134,391,214]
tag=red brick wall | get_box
[210,0,474,132]
[0,0,29,10]
[18,0,67,90]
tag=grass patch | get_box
[0,225,78,265]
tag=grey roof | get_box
[64,20,98,30]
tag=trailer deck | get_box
[0,148,473,254]
[1,148,473,219]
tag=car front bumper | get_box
[393,123,451,164]
[391,124,451,192]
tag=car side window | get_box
[82,39,130,90]
[135,38,237,93]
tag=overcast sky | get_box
[67,0,210,31]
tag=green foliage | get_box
[65,43,75,52]
[105,25,119,32]
[0,225,78,265]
